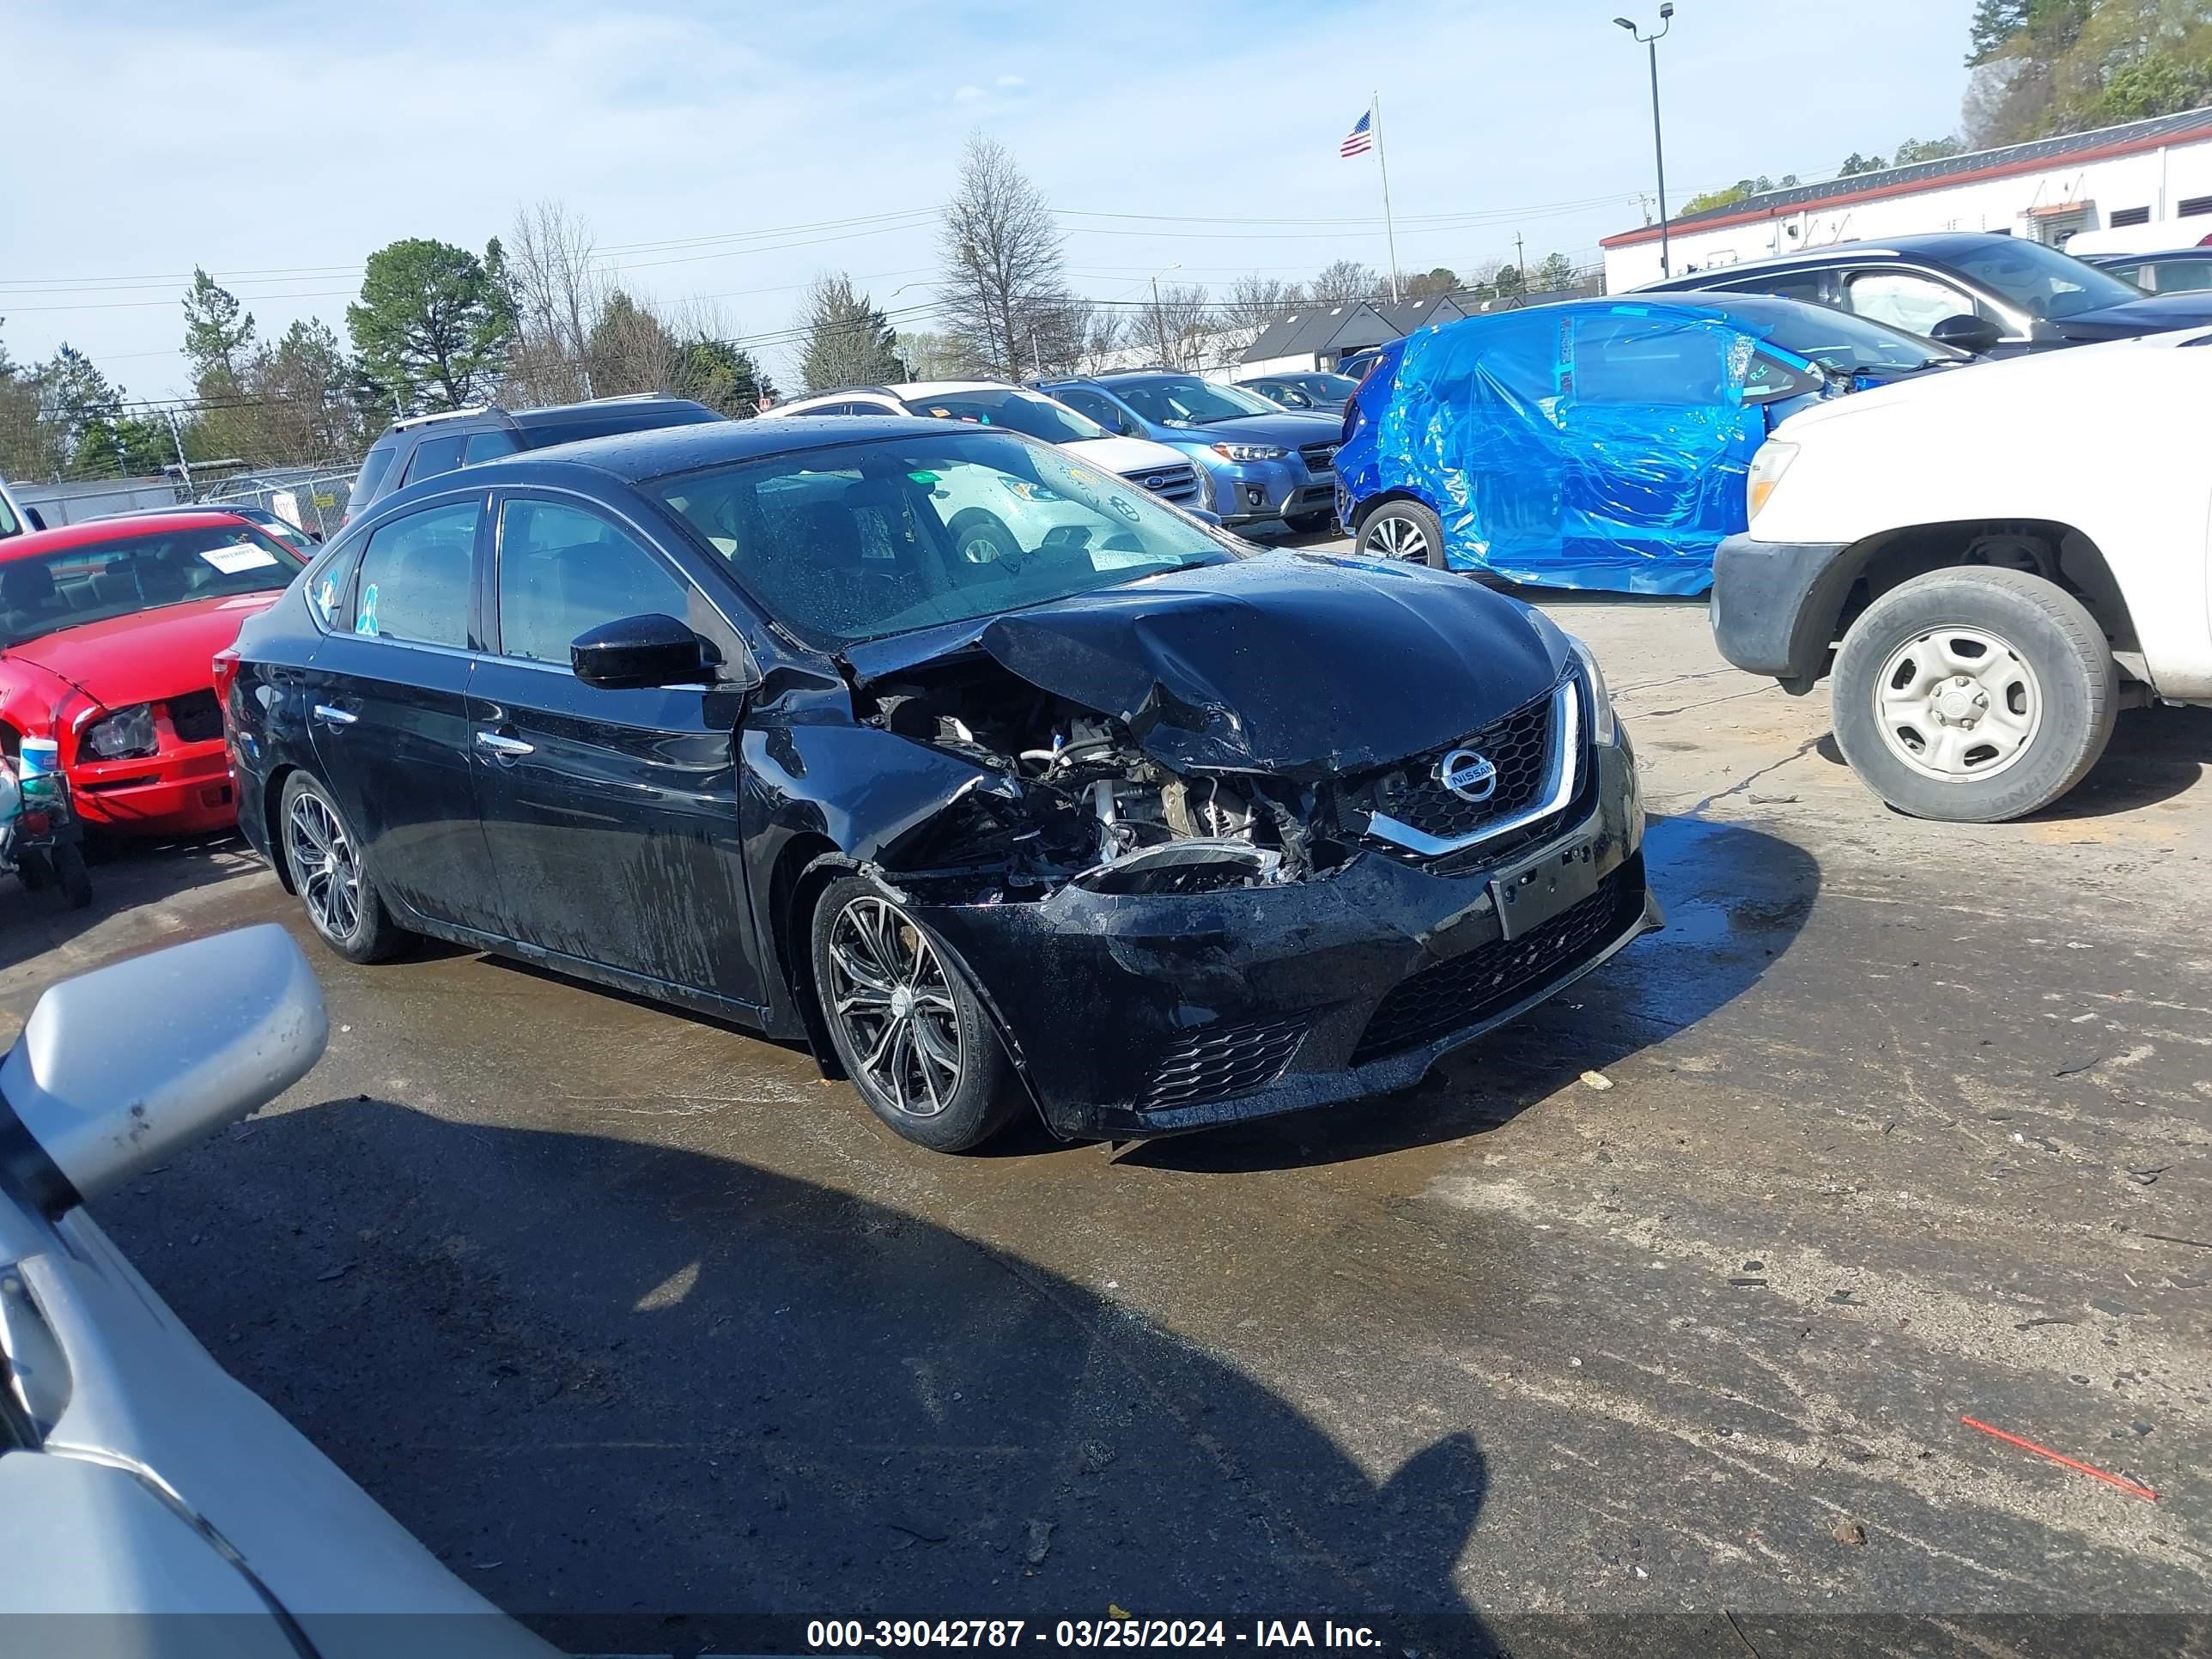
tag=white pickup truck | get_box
[1711,328,2211,822]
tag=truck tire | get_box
[1831,567,2116,823]
[1357,500,1445,568]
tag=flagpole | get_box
[1371,90,1401,304]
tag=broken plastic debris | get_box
[1960,1415,2158,1502]
[1580,1070,1614,1091]
[1831,1519,1866,1547]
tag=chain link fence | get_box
[200,467,361,538]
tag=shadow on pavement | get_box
[1813,705,2207,820]
[100,1098,1506,1656]
[0,830,252,973]
[1133,814,1815,1173]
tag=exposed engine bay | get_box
[859,657,1350,900]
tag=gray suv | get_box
[347,395,722,523]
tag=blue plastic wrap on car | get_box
[1336,302,1816,595]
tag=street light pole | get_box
[1615,5,1674,279]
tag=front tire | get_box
[280,771,407,962]
[811,876,1022,1152]
[53,843,92,909]
[1831,568,2116,823]
[949,512,1021,565]
[1358,499,1445,568]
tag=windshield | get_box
[1295,374,1360,398]
[1942,238,2145,319]
[0,521,305,647]
[654,428,1239,648]
[902,389,1108,444]
[1715,295,1965,369]
[1113,376,1279,427]
[0,492,19,538]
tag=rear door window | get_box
[463,428,522,464]
[403,433,469,486]
[495,497,696,665]
[352,499,481,648]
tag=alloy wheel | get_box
[825,896,963,1119]
[286,791,363,940]
[1364,514,1429,563]
[1874,626,2044,782]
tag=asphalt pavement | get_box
[3,587,2208,1655]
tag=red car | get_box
[0,512,307,836]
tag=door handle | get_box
[312,703,357,728]
[475,730,534,758]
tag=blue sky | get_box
[0,0,1974,398]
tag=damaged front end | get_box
[858,653,1345,902]
[819,555,1657,1140]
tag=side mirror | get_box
[24,507,46,532]
[573,611,722,690]
[1187,507,1224,528]
[0,926,326,1217]
[1929,313,2002,355]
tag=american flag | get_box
[1340,109,1373,158]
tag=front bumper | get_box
[911,735,1653,1140]
[66,739,240,834]
[1193,453,1335,526]
[1711,532,1853,690]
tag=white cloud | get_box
[995,73,1026,89]
[953,83,986,103]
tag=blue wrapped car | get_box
[1334,295,1960,595]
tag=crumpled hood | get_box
[2,593,276,709]
[845,551,1565,776]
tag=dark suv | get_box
[345,395,722,523]
[1641,231,2212,355]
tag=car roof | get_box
[422,413,969,488]
[1650,231,2046,288]
[0,510,253,560]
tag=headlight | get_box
[1210,442,1286,463]
[1747,440,1798,521]
[999,478,1061,502]
[85,703,159,760]
[1568,639,1618,746]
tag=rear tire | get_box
[279,771,407,963]
[16,849,50,892]
[1831,567,2116,823]
[810,875,1024,1153]
[1357,499,1445,568]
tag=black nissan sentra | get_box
[223,417,1658,1152]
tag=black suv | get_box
[345,395,722,523]
[1641,231,2212,356]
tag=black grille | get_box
[1121,462,1203,507]
[1350,866,1640,1066]
[167,690,223,744]
[1369,684,1560,851]
[1138,1017,1307,1111]
[1298,441,1339,477]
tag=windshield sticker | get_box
[201,544,280,574]
[356,582,380,636]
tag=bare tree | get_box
[1067,303,1127,375]
[1139,282,1217,370]
[1215,275,1308,356]
[1309,258,1382,305]
[503,200,604,405]
[939,133,1073,380]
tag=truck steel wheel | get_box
[1831,568,2116,823]
[280,772,406,963]
[1358,500,1444,568]
[811,876,1021,1152]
